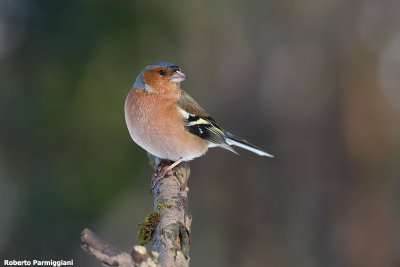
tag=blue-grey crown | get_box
[133,62,180,91]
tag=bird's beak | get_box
[170,70,187,82]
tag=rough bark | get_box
[81,156,192,267]
[150,158,192,267]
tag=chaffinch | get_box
[125,62,273,182]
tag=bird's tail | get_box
[224,131,274,157]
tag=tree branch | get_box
[150,158,192,267]
[81,155,192,267]
[81,228,159,267]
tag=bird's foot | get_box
[151,158,183,191]
[151,167,175,191]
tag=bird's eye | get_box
[158,69,167,76]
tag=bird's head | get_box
[133,62,187,94]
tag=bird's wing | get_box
[176,90,208,116]
[176,90,237,153]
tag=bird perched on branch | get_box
[125,62,273,186]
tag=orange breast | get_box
[124,89,208,161]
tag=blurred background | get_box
[1,0,400,266]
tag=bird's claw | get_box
[150,158,183,193]
[150,168,176,192]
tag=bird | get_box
[125,62,273,186]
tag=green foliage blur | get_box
[1,0,170,260]
[1,0,400,266]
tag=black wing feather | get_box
[185,115,226,145]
